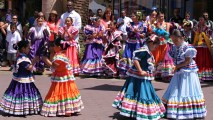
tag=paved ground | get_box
[0,67,212,120]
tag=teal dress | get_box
[112,44,166,120]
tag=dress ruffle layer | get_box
[0,80,43,115]
[112,77,166,120]
[41,81,84,117]
[162,72,207,119]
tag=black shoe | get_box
[33,71,43,75]
[9,66,13,71]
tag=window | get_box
[119,0,158,17]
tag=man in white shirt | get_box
[59,1,81,29]
[117,10,132,50]
[59,0,82,51]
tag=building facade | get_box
[3,0,89,25]
[2,0,213,24]
[89,0,213,21]
[3,0,42,22]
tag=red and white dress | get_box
[59,26,80,74]
[102,30,122,77]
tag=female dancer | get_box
[58,17,80,75]
[193,16,213,81]
[0,40,43,115]
[113,34,165,120]
[102,22,122,77]
[152,11,174,81]
[162,29,207,119]
[117,11,147,78]
[81,16,105,76]
[41,38,84,117]
[28,17,50,75]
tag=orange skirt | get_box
[41,80,84,116]
[152,44,167,65]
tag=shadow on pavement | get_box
[0,111,10,117]
[83,84,122,91]
[0,111,27,118]
[83,84,163,92]
[109,112,191,120]
[155,78,170,83]
[109,112,136,120]
[56,112,81,117]
[0,69,10,71]
[200,81,213,88]
[78,75,120,79]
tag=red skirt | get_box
[195,47,213,81]
[66,46,81,74]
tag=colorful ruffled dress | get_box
[117,22,147,78]
[193,24,213,81]
[81,24,105,76]
[0,53,43,115]
[58,26,81,74]
[152,26,175,80]
[28,25,50,73]
[162,42,207,119]
[41,52,84,116]
[102,30,122,77]
[113,44,166,120]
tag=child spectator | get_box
[4,23,21,70]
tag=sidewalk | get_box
[0,67,212,120]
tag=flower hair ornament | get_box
[142,34,158,43]
[136,11,142,20]
[60,40,70,49]
[90,16,99,22]
[149,34,158,42]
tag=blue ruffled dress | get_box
[162,42,207,119]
